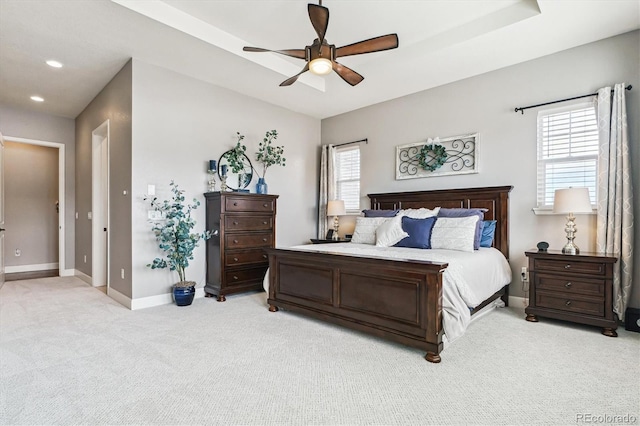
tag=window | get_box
[335,145,360,212]
[536,103,598,209]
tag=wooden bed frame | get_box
[266,186,513,363]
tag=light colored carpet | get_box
[1,277,638,425]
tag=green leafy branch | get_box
[255,130,286,178]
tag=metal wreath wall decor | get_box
[395,133,478,180]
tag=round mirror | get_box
[218,150,253,191]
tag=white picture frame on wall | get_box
[395,133,478,180]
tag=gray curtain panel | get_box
[318,144,336,239]
[595,83,634,321]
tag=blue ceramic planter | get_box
[173,284,195,306]
[256,178,268,194]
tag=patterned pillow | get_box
[400,207,440,219]
[437,208,487,250]
[430,216,479,252]
[350,217,389,245]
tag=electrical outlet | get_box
[521,266,529,282]
[15,249,21,257]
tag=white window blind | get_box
[536,103,598,209]
[335,145,360,212]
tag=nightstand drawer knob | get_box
[233,257,238,262]
[263,203,268,208]
[233,221,239,225]
[564,264,571,269]
[263,221,268,225]
[263,254,267,259]
[565,300,572,306]
[263,238,267,242]
[233,202,238,206]
[565,282,572,288]
[233,239,238,244]
[233,276,238,280]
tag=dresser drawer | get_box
[534,258,606,276]
[225,232,273,249]
[225,197,275,213]
[536,292,604,317]
[224,267,268,286]
[225,249,269,267]
[224,215,273,231]
[536,274,605,298]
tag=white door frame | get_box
[92,120,110,288]
[3,136,66,276]
[0,132,5,288]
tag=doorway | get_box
[91,120,109,289]
[3,136,65,279]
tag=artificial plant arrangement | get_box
[227,132,247,174]
[146,181,211,287]
[255,129,286,178]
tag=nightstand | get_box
[525,249,618,337]
[310,238,350,244]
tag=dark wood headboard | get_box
[368,186,513,259]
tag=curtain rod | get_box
[514,85,632,115]
[334,138,368,147]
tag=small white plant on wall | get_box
[395,133,478,180]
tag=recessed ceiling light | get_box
[46,60,63,68]
[30,96,44,102]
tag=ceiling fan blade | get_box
[280,63,310,87]
[308,3,329,43]
[243,46,306,60]
[332,61,364,86]
[335,34,399,58]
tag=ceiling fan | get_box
[243,1,399,87]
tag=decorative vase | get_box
[256,177,268,194]
[173,282,196,306]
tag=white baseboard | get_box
[109,287,207,311]
[60,269,75,277]
[508,295,528,309]
[74,270,92,285]
[6,263,59,273]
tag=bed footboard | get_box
[266,248,448,362]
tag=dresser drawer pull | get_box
[233,239,238,244]
[233,276,238,281]
[263,203,268,208]
[233,202,238,206]
[233,221,239,225]
[565,282,572,288]
[263,238,267,242]
[233,257,238,262]
[263,254,267,259]
[263,221,268,225]
[565,300,572,306]
[564,264,571,269]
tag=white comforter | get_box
[265,243,512,342]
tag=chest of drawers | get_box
[524,249,618,336]
[204,192,278,301]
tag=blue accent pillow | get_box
[480,220,497,248]
[395,216,437,249]
[437,208,487,250]
[362,209,399,218]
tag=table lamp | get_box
[553,187,593,255]
[327,200,346,240]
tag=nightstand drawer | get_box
[225,249,269,267]
[225,267,268,286]
[534,258,606,276]
[225,233,273,249]
[536,292,604,317]
[224,215,273,231]
[225,197,275,213]
[536,274,605,298]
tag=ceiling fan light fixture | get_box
[309,57,332,75]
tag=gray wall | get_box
[75,60,132,296]
[131,60,320,299]
[321,30,640,305]
[4,142,58,267]
[0,104,75,270]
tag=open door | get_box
[0,131,5,289]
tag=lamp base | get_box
[562,242,580,255]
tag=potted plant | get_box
[254,129,286,194]
[146,181,211,306]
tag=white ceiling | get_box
[0,0,638,120]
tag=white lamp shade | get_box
[327,200,346,216]
[553,187,593,214]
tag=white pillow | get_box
[375,215,409,247]
[350,217,389,245]
[400,207,440,219]
[430,216,479,252]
